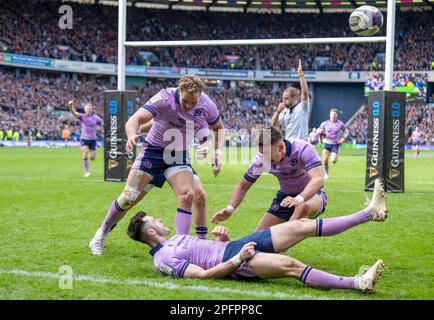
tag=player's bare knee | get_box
[297,218,316,235]
[194,189,206,207]
[178,189,194,208]
[117,186,140,210]
[280,256,302,277]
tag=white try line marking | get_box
[0,268,354,300]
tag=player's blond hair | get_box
[330,108,339,114]
[179,75,205,95]
[284,87,300,96]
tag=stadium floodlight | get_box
[117,0,397,92]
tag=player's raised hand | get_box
[212,150,222,177]
[211,206,234,224]
[239,242,256,261]
[297,59,303,75]
[68,100,74,109]
[126,134,140,153]
[280,196,303,208]
[211,226,229,242]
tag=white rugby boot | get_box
[364,178,388,222]
[354,259,385,293]
[89,228,107,256]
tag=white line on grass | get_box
[0,268,348,300]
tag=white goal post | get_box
[117,0,396,91]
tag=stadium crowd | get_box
[1,0,433,71]
[1,70,432,146]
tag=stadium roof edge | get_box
[55,0,434,12]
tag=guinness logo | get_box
[389,169,400,179]
[369,166,379,178]
[108,159,119,170]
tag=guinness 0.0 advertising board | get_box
[104,91,137,182]
[383,92,405,192]
[123,91,137,179]
[365,91,405,192]
[365,91,386,191]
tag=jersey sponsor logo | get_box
[159,263,174,277]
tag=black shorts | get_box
[81,139,97,150]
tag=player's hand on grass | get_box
[211,226,229,242]
[196,146,209,160]
[212,150,222,177]
[239,242,256,261]
[126,134,140,153]
[211,206,233,224]
[280,196,302,208]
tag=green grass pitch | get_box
[0,147,433,300]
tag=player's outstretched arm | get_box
[209,119,225,177]
[68,100,80,119]
[211,178,254,224]
[182,242,256,279]
[125,108,154,153]
[298,59,309,103]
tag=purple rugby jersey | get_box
[150,234,228,278]
[309,131,320,143]
[78,113,102,140]
[244,139,322,195]
[141,88,220,150]
[319,120,346,145]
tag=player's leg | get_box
[89,140,97,161]
[255,213,286,231]
[255,191,295,231]
[192,176,208,239]
[331,152,338,165]
[270,179,387,253]
[247,253,384,293]
[322,147,331,178]
[290,191,326,220]
[166,167,195,235]
[89,168,152,255]
[81,143,90,177]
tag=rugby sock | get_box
[195,226,208,239]
[83,159,89,173]
[300,266,356,290]
[101,200,128,234]
[316,209,373,236]
[174,208,192,235]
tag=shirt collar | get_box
[149,243,163,256]
[175,88,180,106]
[284,139,292,157]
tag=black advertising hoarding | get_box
[365,91,405,192]
[123,91,137,179]
[383,92,405,192]
[365,91,386,191]
[104,91,124,182]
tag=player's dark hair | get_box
[258,126,283,146]
[127,211,148,243]
[330,108,339,114]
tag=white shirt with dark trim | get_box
[244,139,322,195]
[278,100,310,141]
